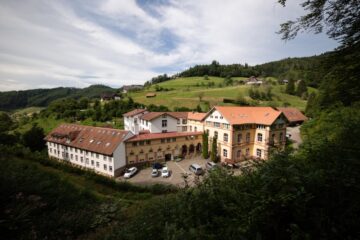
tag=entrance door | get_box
[165,153,172,161]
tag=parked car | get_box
[152,162,163,170]
[124,167,138,178]
[206,161,218,171]
[151,168,159,177]
[189,164,204,175]
[161,167,170,178]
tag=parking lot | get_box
[117,157,207,187]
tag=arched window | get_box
[246,133,250,143]
[237,150,241,158]
[223,133,228,142]
[237,134,242,143]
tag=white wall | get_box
[150,115,178,133]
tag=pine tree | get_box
[202,132,209,159]
[296,80,307,97]
[286,79,295,95]
[210,136,218,162]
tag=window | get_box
[49,148,52,153]
[246,133,250,143]
[54,149,57,154]
[182,126,187,131]
[223,133,228,142]
[104,164,107,170]
[109,166,113,172]
[279,132,283,142]
[86,158,89,164]
[177,119,180,124]
[162,120,167,127]
[214,122,220,128]
[91,160,94,166]
[80,150,83,154]
[132,142,137,147]
[223,123,230,129]
[237,150,241,158]
[182,119,187,124]
[223,149,228,157]
[271,134,275,144]
[161,139,165,143]
[162,115,166,118]
[104,156,107,161]
[75,149,78,153]
[172,138,176,142]
[237,134,242,143]
[96,154,99,159]
[108,157,112,163]
[257,133,263,142]
[194,127,197,131]
[190,126,193,131]
[256,149,262,158]
[246,148,250,156]
[75,155,78,161]
[96,162,99,167]
[80,157,83,163]
[166,138,171,143]
[139,141,144,146]
[70,154,73,159]
[214,131,218,138]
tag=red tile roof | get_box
[276,107,308,123]
[126,131,202,142]
[140,112,166,121]
[187,112,206,121]
[45,124,130,155]
[203,106,282,125]
[123,109,147,117]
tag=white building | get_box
[45,124,133,177]
[123,109,148,134]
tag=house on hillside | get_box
[100,93,121,102]
[146,93,156,98]
[246,76,263,85]
[276,107,308,126]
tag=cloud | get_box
[0,0,338,91]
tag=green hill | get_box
[0,84,117,111]
[129,76,312,111]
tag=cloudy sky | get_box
[0,0,338,91]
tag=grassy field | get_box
[129,76,312,111]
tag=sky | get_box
[0,0,338,91]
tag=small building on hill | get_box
[276,107,308,126]
[100,93,121,102]
[121,85,143,94]
[146,93,156,98]
[246,76,263,85]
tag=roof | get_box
[146,93,156,97]
[126,131,202,142]
[203,106,282,125]
[140,112,189,121]
[187,112,206,121]
[45,124,130,155]
[276,107,308,123]
[123,109,147,117]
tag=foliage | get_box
[296,80,307,97]
[285,79,295,95]
[210,136,218,162]
[0,112,14,133]
[22,124,45,152]
[202,131,209,159]
[278,0,360,47]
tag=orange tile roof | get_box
[204,106,282,125]
[140,112,166,121]
[45,124,130,155]
[168,112,189,119]
[123,109,147,117]
[126,131,202,142]
[276,107,308,123]
[187,112,206,121]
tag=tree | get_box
[203,75,209,80]
[278,0,360,47]
[196,104,202,112]
[296,80,307,97]
[202,132,209,159]
[22,124,45,152]
[286,79,295,95]
[198,92,204,102]
[0,112,14,133]
[210,136,218,162]
[78,97,89,109]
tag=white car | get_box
[124,167,138,179]
[151,168,159,177]
[161,167,170,178]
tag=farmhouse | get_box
[276,107,308,126]
[146,93,156,98]
[100,93,121,102]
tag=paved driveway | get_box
[287,126,302,148]
[118,157,207,187]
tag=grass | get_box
[129,76,313,111]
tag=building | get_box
[246,76,263,85]
[45,124,133,177]
[202,106,287,162]
[276,107,308,126]
[146,93,156,98]
[45,107,288,178]
[100,93,121,102]
[125,131,202,164]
